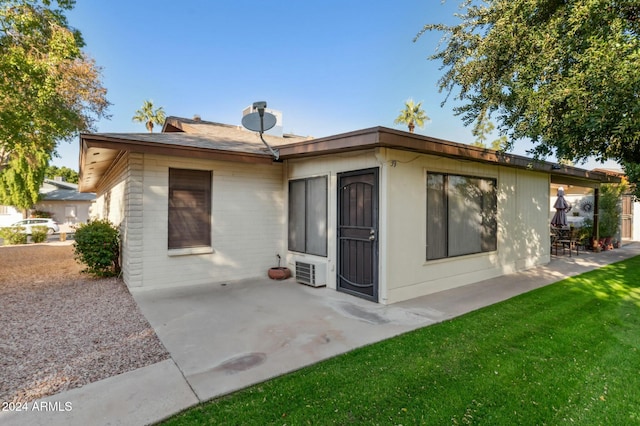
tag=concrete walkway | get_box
[3,243,639,426]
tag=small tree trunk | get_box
[408,122,415,133]
[146,121,154,133]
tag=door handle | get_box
[369,229,376,241]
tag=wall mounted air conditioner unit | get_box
[295,261,326,288]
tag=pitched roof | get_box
[79,117,620,192]
[40,179,95,201]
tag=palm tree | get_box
[132,100,166,133]
[394,99,430,133]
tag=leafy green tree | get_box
[0,145,47,210]
[394,99,430,133]
[417,0,640,165]
[132,100,166,133]
[45,165,78,183]
[471,120,508,150]
[0,0,109,209]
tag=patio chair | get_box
[552,227,579,257]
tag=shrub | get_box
[32,210,52,218]
[0,227,27,245]
[73,219,121,277]
[31,225,48,243]
[598,184,624,238]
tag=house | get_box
[36,178,95,232]
[0,178,95,230]
[78,116,619,304]
[0,205,22,227]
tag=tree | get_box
[132,100,166,133]
[394,99,430,133]
[471,120,508,150]
[416,0,640,165]
[45,165,78,183]
[0,0,109,209]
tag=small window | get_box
[168,168,212,249]
[288,176,327,256]
[427,172,497,260]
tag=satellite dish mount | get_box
[241,101,280,160]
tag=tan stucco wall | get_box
[286,148,551,304]
[381,149,550,304]
[91,147,551,301]
[284,149,381,292]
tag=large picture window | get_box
[427,173,497,260]
[168,168,212,249]
[288,176,327,256]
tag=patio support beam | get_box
[593,187,600,246]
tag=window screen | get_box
[427,173,497,260]
[288,176,327,256]
[168,168,212,249]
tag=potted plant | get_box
[268,254,291,280]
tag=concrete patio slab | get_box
[6,243,639,426]
[132,242,640,404]
[132,278,444,402]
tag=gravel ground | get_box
[0,242,169,404]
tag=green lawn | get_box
[161,257,640,425]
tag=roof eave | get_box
[278,127,618,185]
[78,133,274,192]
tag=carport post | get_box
[593,187,600,246]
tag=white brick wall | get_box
[94,153,285,290]
[138,154,285,289]
[92,152,145,287]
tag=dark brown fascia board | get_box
[80,133,274,165]
[278,126,619,184]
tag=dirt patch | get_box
[0,243,169,404]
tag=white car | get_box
[9,218,60,235]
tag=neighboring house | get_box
[0,178,94,230]
[36,178,95,232]
[78,116,618,304]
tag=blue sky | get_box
[53,0,618,171]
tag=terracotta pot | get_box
[268,267,291,280]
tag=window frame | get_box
[288,175,328,257]
[168,168,212,251]
[426,171,497,260]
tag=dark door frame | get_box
[336,167,379,302]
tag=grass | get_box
[161,257,640,425]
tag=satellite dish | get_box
[242,111,277,133]
[241,101,280,161]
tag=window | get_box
[427,173,497,260]
[168,168,212,249]
[288,176,327,256]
